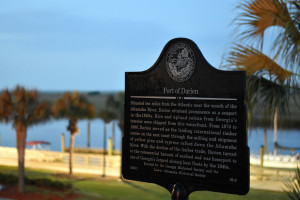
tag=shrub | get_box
[0,173,72,189]
[0,173,18,184]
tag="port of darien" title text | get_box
[163,87,198,95]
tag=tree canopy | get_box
[0,86,49,126]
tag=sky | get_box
[0,0,240,92]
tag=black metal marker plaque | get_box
[122,38,249,196]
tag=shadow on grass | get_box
[123,179,150,192]
[122,179,169,198]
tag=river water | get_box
[0,120,299,155]
[0,119,122,152]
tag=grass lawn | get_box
[0,165,284,200]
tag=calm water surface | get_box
[0,120,299,155]
[248,128,300,154]
[0,119,122,152]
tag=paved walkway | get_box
[250,179,285,191]
[250,165,295,192]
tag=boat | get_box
[26,141,51,151]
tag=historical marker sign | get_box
[122,38,249,196]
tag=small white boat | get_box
[26,141,51,151]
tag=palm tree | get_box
[100,93,124,178]
[106,92,124,135]
[99,92,125,177]
[99,108,116,177]
[245,75,292,154]
[224,0,300,154]
[51,92,96,175]
[0,86,49,192]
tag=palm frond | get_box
[0,89,13,122]
[103,92,124,120]
[284,167,300,200]
[51,91,96,120]
[247,75,292,125]
[99,109,117,123]
[0,86,50,126]
[27,101,50,125]
[235,0,295,40]
[226,44,293,83]
[235,0,300,70]
[273,1,300,71]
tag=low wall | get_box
[0,146,121,177]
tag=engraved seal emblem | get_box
[166,43,196,82]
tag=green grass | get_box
[0,165,284,200]
[71,179,284,200]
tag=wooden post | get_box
[260,145,264,167]
[108,138,112,156]
[102,123,107,177]
[61,133,65,152]
[85,156,90,165]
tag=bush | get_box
[0,173,18,184]
[29,178,72,189]
[0,173,72,189]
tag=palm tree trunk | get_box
[16,122,27,193]
[273,107,278,155]
[112,122,115,151]
[264,129,268,154]
[69,132,75,175]
[87,121,91,148]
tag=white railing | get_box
[0,146,121,177]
